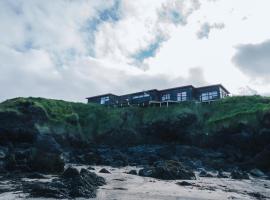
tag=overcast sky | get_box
[1,0,270,102]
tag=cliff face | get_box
[0,96,270,170]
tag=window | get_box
[100,96,109,104]
[219,88,227,98]
[177,92,187,101]
[132,93,150,99]
[162,94,170,101]
[200,91,218,102]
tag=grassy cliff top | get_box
[1,96,270,138]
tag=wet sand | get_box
[0,166,269,200]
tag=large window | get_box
[177,92,187,101]
[162,94,170,101]
[200,91,218,102]
[100,96,109,104]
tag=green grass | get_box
[1,95,270,139]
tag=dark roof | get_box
[159,85,194,92]
[86,93,118,99]
[120,89,159,97]
[196,84,230,94]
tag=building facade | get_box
[86,84,230,106]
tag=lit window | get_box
[100,96,109,104]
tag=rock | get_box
[217,171,229,178]
[249,169,265,177]
[87,166,95,170]
[62,167,80,179]
[199,170,214,178]
[28,150,64,174]
[35,134,62,154]
[231,170,249,180]
[127,170,137,175]
[139,160,196,180]
[99,168,111,174]
[24,169,105,199]
[251,145,270,170]
[176,181,193,186]
[27,172,47,179]
[80,168,106,186]
[0,150,6,159]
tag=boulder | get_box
[249,169,265,177]
[127,170,137,175]
[231,170,249,180]
[217,171,229,178]
[62,167,80,179]
[99,168,111,174]
[199,170,214,178]
[24,169,105,199]
[176,181,193,186]
[139,160,196,180]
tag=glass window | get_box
[177,91,187,101]
[162,94,170,101]
[100,96,109,104]
[200,91,218,102]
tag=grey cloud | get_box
[158,0,201,26]
[232,40,270,82]
[197,22,225,39]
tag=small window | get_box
[162,94,170,101]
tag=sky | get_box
[0,0,270,102]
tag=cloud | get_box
[197,22,225,39]
[232,40,270,82]
[95,0,201,68]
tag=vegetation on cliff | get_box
[1,96,270,139]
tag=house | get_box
[86,84,230,106]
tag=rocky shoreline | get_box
[0,132,269,199]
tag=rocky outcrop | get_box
[139,160,196,180]
[23,167,106,199]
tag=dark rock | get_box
[80,168,106,186]
[139,160,196,180]
[35,134,62,154]
[99,168,111,174]
[250,145,270,170]
[127,169,137,175]
[231,170,249,179]
[28,150,64,174]
[24,169,105,199]
[249,169,265,177]
[176,181,193,186]
[62,167,80,179]
[199,170,214,178]
[217,171,229,178]
[27,172,47,179]
[87,166,95,170]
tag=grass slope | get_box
[1,96,270,140]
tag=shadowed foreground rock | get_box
[23,167,106,199]
[139,160,196,180]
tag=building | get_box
[86,84,230,106]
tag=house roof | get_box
[86,93,118,99]
[196,84,230,94]
[159,85,194,92]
